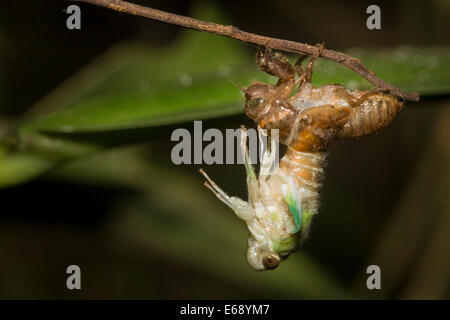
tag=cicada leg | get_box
[335,86,390,108]
[199,168,255,222]
[255,44,300,99]
[295,43,324,84]
[255,43,296,83]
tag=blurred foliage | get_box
[0,0,449,299]
[18,46,450,134]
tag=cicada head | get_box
[244,81,270,121]
[244,195,301,271]
[244,81,297,141]
[247,236,281,270]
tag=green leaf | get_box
[22,45,450,134]
[333,46,450,95]
[0,150,53,187]
[21,2,256,133]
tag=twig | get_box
[76,0,420,102]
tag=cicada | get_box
[200,45,404,270]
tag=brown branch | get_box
[77,0,420,102]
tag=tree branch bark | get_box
[76,0,420,102]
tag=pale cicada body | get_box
[201,45,404,270]
[200,127,317,270]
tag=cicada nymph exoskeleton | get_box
[200,44,405,271]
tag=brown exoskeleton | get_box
[245,44,404,147]
[201,44,404,270]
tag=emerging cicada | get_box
[200,45,404,270]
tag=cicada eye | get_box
[262,253,280,269]
[246,97,266,112]
[249,97,265,109]
[245,97,266,120]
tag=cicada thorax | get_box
[337,93,404,139]
[274,104,350,215]
[256,102,296,143]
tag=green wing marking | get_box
[286,194,303,233]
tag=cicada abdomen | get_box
[337,92,404,139]
[273,148,326,240]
